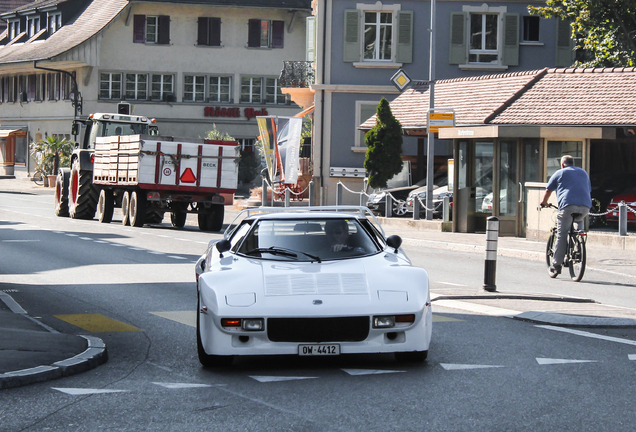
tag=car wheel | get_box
[392,200,408,216]
[196,298,233,367]
[395,350,428,362]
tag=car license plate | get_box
[298,344,340,356]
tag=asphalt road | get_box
[3,189,636,431]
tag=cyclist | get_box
[540,155,592,275]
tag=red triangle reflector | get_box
[180,168,197,183]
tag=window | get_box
[449,6,518,68]
[47,73,61,101]
[343,7,413,65]
[61,73,75,100]
[184,75,205,102]
[355,101,379,149]
[198,17,221,46]
[247,19,284,48]
[237,138,256,153]
[546,141,582,180]
[364,12,392,60]
[469,13,498,63]
[7,76,16,102]
[151,74,174,101]
[8,19,20,40]
[240,77,262,103]
[209,76,232,102]
[48,12,61,34]
[265,78,288,104]
[133,15,170,44]
[35,74,45,101]
[125,73,148,100]
[523,16,540,42]
[18,75,27,101]
[27,16,40,38]
[99,72,122,99]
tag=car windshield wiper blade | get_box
[245,247,299,259]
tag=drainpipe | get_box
[319,0,328,194]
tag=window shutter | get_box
[158,15,170,45]
[449,12,467,65]
[28,74,35,101]
[343,9,361,62]
[272,20,284,48]
[306,16,315,61]
[133,15,145,43]
[502,13,519,66]
[555,18,574,67]
[396,11,413,64]
[197,17,208,45]
[248,19,260,47]
[210,18,221,46]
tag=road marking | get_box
[52,388,128,395]
[79,237,92,240]
[54,314,142,333]
[167,255,187,260]
[536,358,597,365]
[250,376,318,383]
[1,239,39,242]
[149,251,165,255]
[94,240,108,244]
[433,314,463,322]
[433,299,520,317]
[437,282,466,287]
[152,382,212,389]
[111,243,126,247]
[342,369,405,376]
[629,354,636,361]
[536,325,636,346]
[440,364,505,370]
[150,311,196,327]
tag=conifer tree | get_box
[364,98,403,189]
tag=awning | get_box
[0,129,19,138]
[294,105,315,118]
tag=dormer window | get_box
[48,12,61,34]
[8,19,20,39]
[27,16,40,37]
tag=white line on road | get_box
[536,325,636,346]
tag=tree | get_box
[29,136,74,175]
[364,98,403,189]
[205,124,234,141]
[529,1,636,67]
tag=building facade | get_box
[0,0,311,175]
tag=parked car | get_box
[366,177,428,217]
[405,176,452,218]
[480,190,508,213]
[606,186,636,226]
[194,207,433,367]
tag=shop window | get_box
[247,19,284,48]
[198,17,221,46]
[134,15,170,44]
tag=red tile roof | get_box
[361,67,636,130]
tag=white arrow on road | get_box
[536,358,598,365]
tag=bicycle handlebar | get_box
[539,203,558,210]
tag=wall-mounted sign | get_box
[204,106,269,120]
[427,109,455,133]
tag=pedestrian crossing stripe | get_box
[54,314,141,333]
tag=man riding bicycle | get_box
[540,155,592,276]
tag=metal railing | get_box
[278,61,315,88]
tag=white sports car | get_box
[195,206,432,366]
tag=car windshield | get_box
[233,218,382,261]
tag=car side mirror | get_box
[386,235,402,253]
[216,239,232,257]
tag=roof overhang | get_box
[0,129,21,138]
[438,125,617,140]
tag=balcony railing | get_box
[279,61,315,88]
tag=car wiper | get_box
[245,247,299,259]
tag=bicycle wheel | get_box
[568,235,586,282]
[546,231,559,278]
[32,170,45,186]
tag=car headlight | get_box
[373,314,415,328]
[221,318,264,331]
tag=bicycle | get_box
[32,169,47,186]
[542,203,587,282]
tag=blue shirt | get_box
[546,166,592,210]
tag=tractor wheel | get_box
[54,168,70,217]
[68,159,98,220]
[129,191,147,227]
[121,191,131,226]
[97,189,114,223]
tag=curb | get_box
[0,335,108,390]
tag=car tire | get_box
[395,350,428,362]
[197,298,234,367]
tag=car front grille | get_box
[267,317,370,342]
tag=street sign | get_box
[427,110,455,133]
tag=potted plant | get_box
[29,136,75,187]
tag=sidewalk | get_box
[2,173,636,390]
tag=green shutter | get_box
[449,12,467,65]
[343,9,361,62]
[502,13,519,66]
[306,16,315,62]
[396,11,413,64]
[556,18,574,67]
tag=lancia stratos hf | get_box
[195,206,432,366]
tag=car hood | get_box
[198,252,429,316]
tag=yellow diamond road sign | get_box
[390,69,412,91]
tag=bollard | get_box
[483,216,499,292]
[309,181,315,207]
[285,188,290,207]
[261,178,267,207]
[385,194,393,218]
[443,195,450,222]
[619,201,627,236]
[413,197,420,221]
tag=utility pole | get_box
[425,0,436,220]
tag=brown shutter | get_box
[197,17,209,45]
[210,18,221,46]
[248,19,260,47]
[158,15,170,45]
[133,15,145,43]
[272,20,284,48]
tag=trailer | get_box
[54,113,239,231]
